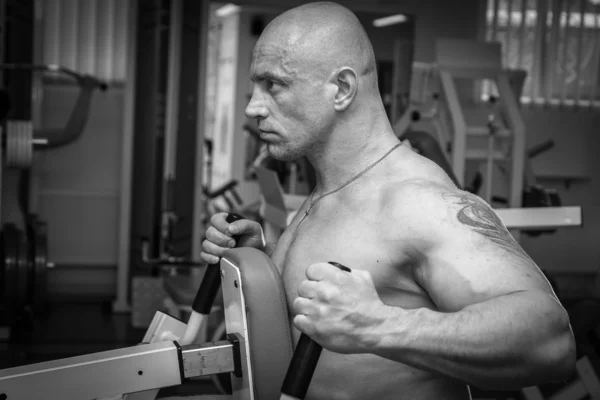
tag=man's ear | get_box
[331,67,358,111]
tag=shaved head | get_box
[256,2,377,86]
[245,2,390,163]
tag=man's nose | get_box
[245,89,268,120]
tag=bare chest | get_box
[271,210,433,313]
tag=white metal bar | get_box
[496,73,526,209]
[495,206,582,229]
[124,310,186,400]
[439,69,468,187]
[482,0,494,99]
[0,341,183,400]
[113,0,137,313]
[575,0,586,106]
[221,258,256,399]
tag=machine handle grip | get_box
[191,213,244,314]
[280,262,351,399]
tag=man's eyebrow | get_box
[250,71,290,83]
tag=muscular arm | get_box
[371,184,575,390]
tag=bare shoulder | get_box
[382,179,533,263]
[383,179,556,311]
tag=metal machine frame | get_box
[0,258,252,400]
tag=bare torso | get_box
[270,149,472,400]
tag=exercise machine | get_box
[0,237,342,400]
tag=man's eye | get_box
[266,80,280,90]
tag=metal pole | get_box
[191,0,211,264]
[113,0,138,313]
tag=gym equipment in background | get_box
[0,63,107,341]
[393,39,581,239]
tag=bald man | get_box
[201,2,575,399]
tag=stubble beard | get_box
[266,141,310,162]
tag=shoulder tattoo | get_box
[442,192,533,262]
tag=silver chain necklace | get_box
[297,142,402,227]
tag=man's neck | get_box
[308,124,400,195]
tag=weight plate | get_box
[32,221,48,314]
[15,228,29,313]
[25,220,36,307]
[2,224,19,325]
[5,120,33,168]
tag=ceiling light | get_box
[215,4,240,18]
[373,14,408,28]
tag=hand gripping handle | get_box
[191,213,244,314]
[280,262,351,399]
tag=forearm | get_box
[370,292,575,389]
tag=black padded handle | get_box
[281,262,351,399]
[191,213,244,314]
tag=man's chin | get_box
[266,144,300,162]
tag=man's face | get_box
[245,38,333,161]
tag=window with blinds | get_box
[41,0,129,83]
[484,0,600,108]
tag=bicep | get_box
[415,191,556,312]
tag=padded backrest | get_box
[222,247,294,399]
